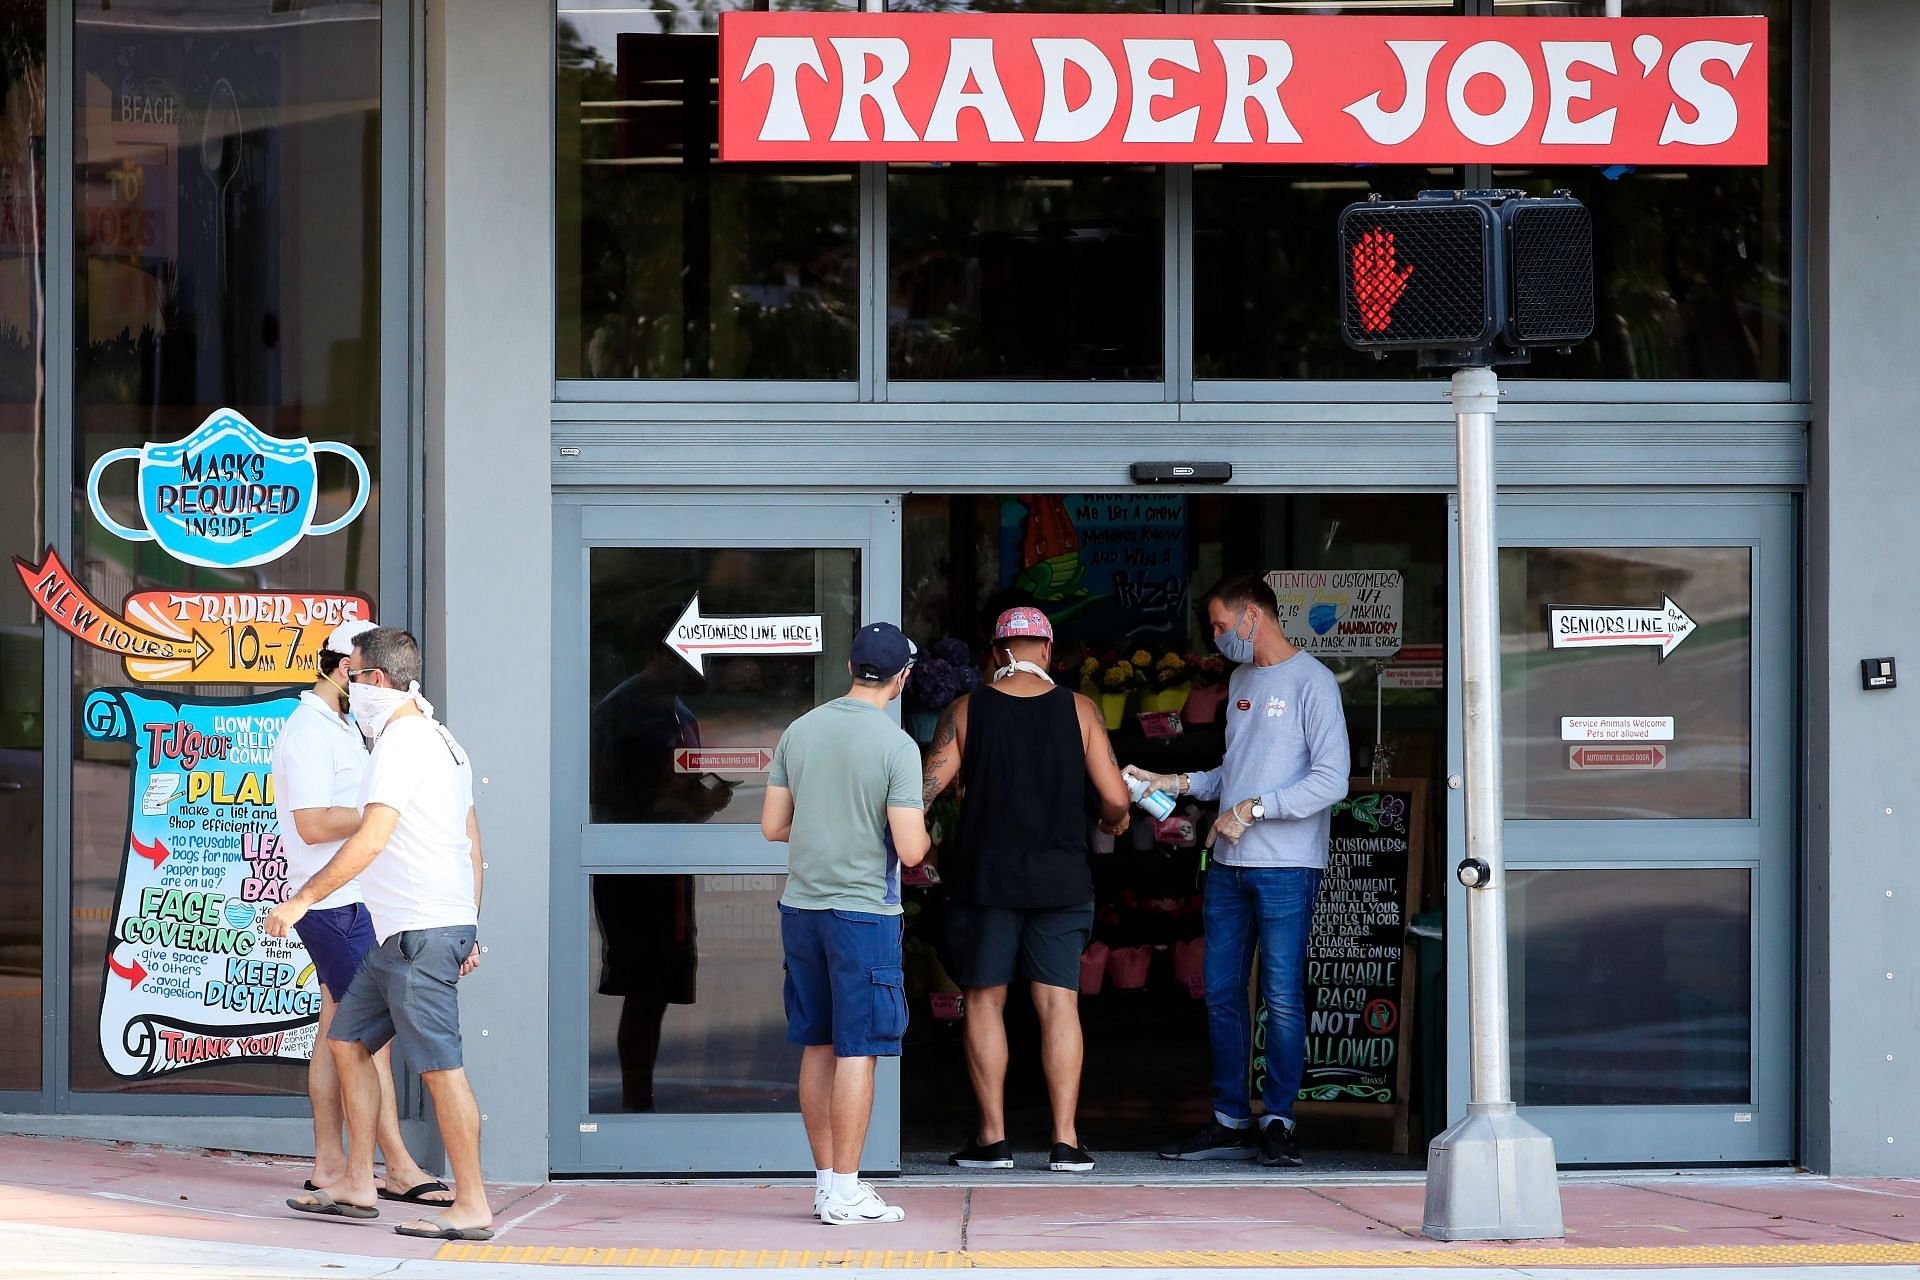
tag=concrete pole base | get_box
[1421,1102,1566,1241]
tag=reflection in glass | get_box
[589,547,861,825]
[588,874,800,1114]
[888,165,1162,379]
[0,0,46,1093]
[556,2,858,380]
[1510,868,1750,1106]
[1501,546,1750,821]
[1194,166,1452,379]
[72,0,383,1096]
[1494,0,1789,380]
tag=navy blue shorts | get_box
[293,903,376,1001]
[778,904,907,1058]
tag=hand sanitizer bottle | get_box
[1126,773,1178,821]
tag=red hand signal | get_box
[1351,228,1415,333]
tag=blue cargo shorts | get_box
[328,924,476,1073]
[778,904,907,1058]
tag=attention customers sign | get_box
[717,15,1766,165]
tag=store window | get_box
[1191,3,1458,380]
[1494,0,1791,381]
[71,0,383,1096]
[0,0,46,1095]
[1510,868,1751,1106]
[885,0,1163,382]
[556,0,859,381]
[586,873,799,1114]
[1499,546,1751,821]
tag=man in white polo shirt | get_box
[270,619,450,1209]
[266,627,491,1242]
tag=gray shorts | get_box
[948,901,1095,992]
[328,925,476,1073]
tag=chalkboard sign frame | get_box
[1292,777,1428,1154]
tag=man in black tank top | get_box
[921,607,1133,1173]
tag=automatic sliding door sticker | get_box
[85,407,370,570]
[84,687,319,1080]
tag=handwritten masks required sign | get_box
[87,408,370,569]
[1266,569,1404,660]
[719,15,1767,165]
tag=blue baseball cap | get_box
[850,622,916,681]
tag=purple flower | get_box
[931,637,974,669]
[907,657,961,708]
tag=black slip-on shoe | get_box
[948,1138,1015,1169]
[1049,1142,1096,1172]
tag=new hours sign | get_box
[719,15,1767,165]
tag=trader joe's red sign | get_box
[718,15,1765,165]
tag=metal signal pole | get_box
[1421,366,1564,1241]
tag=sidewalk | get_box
[6,1133,1920,1272]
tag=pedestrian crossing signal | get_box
[1339,191,1593,368]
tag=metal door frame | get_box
[548,492,903,1175]
[1445,489,1797,1165]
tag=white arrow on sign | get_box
[666,592,824,675]
[1548,595,1698,660]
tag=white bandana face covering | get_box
[348,679,436,741]
[992,658,1054,684]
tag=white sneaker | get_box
[813,1187,827,1219]
[820,1182,906,1225]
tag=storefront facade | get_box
[0,0,1914,1183]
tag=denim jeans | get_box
[1203,864,1324,1130]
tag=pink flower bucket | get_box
[1106,944,1152,990]
[1080,942,1110,995]
[1173,936,1206,998]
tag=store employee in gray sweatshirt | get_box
[1126,575,1350,1168]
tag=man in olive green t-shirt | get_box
[761,622,930,1225]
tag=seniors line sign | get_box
[718,15,1766,165]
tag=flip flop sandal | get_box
[379,1180,454,1205]
[286,1189,379,1220]
[393,1214,494,1241]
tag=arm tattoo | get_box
[931,706,958,751]
[1106,742,1119,768]
[921,757,950,807]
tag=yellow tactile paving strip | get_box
[436,1241,1920,1268]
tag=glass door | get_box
[550,495,901,1174]
[1446,492,1795,1165]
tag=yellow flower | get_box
[1080,657,1100,677]
[1130,649,1152,668]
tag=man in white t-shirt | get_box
[266,627,492,1242]
[270,619,449,1208]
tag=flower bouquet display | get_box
[1141,650,1192,713]
[1096,654,1143,730]
[903,637,979,743]
[1181,652,1229,724]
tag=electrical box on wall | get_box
[1862,657,1897,690]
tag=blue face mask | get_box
[1215,607,1258,664]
